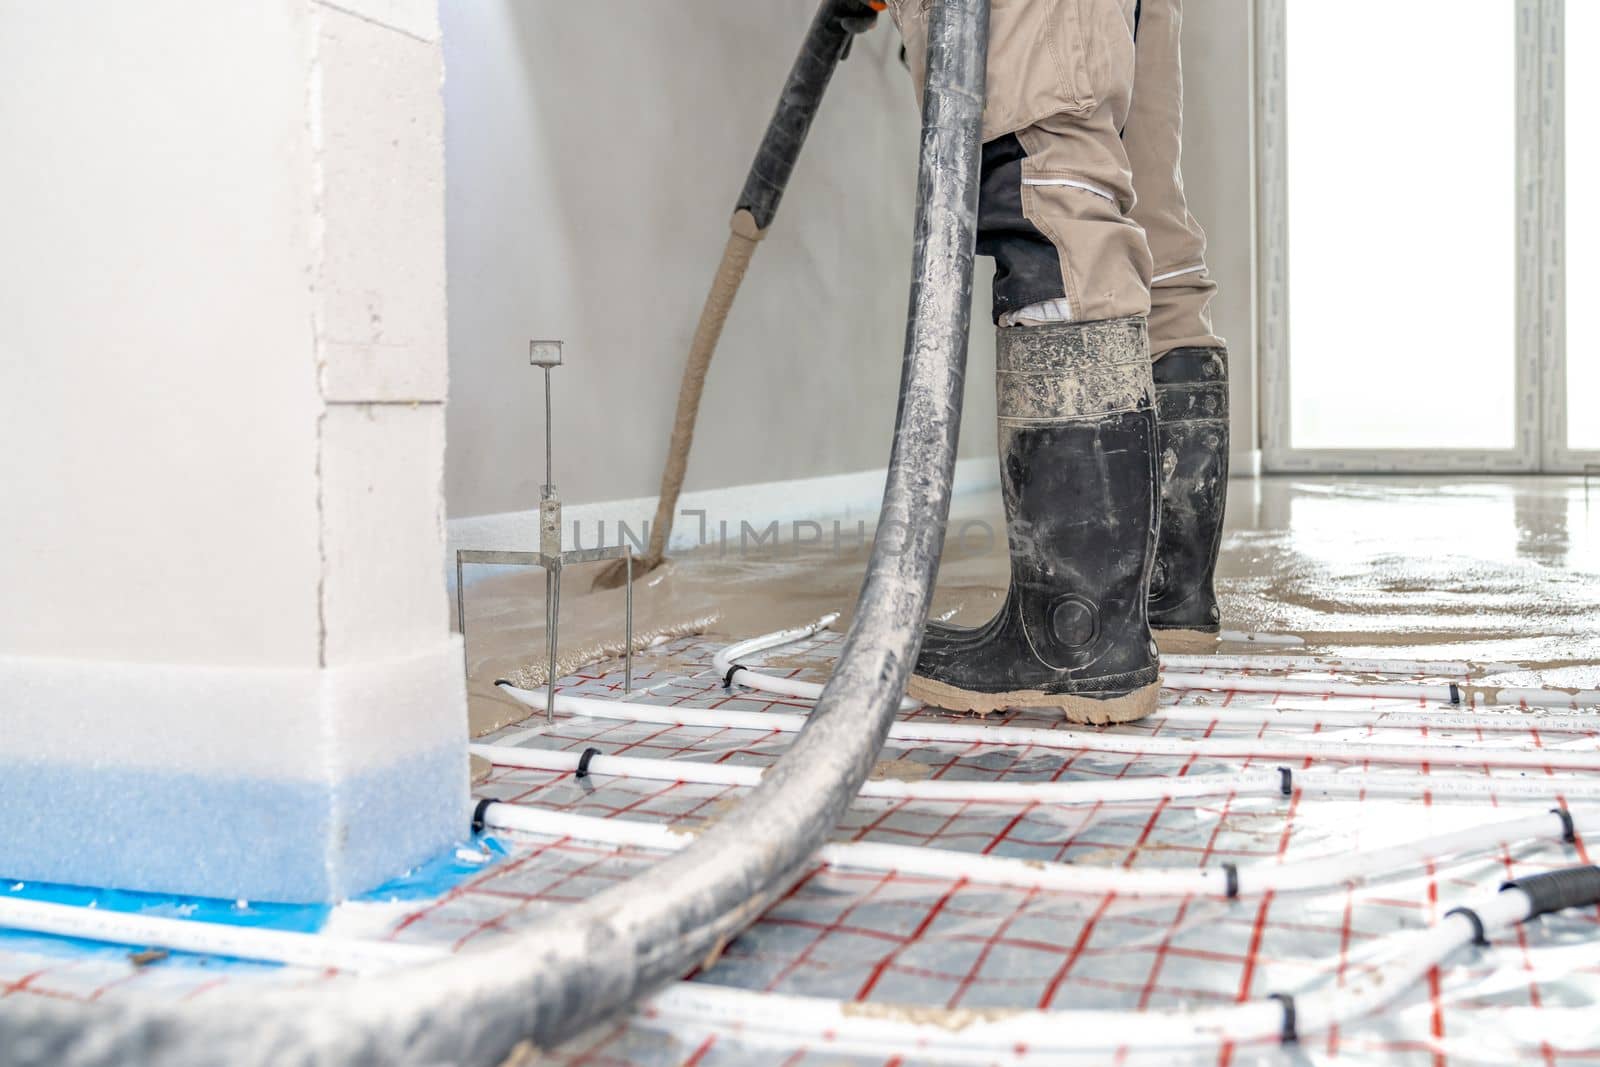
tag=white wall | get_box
[441,1,1257,522]
[441,1,999,519]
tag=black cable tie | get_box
[722,664,746,689]
[575,747,602,779]
[1222,862,1240,899]
[1277,766,1293,797]
[471,797,494,834]
[1267,992,1298,1045]
[1551,806,1578,844]
[1449,682,1462,705]
[1445,905,1489,947]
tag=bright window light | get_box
[1569,1,1599,451]
[1286,2,1516,451]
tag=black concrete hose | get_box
[0,0,989,1062]
[593,0,887,590]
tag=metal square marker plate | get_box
[528,340,564,367]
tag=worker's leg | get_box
[1122,0,1230,639]
[1123,0,1221,355]
[893,0,1161,722]
[895,0,1153,324]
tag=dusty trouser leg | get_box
[1123,0,1222,354]
[893,0,1161,721]
[890,0,1152,325]
[1123,0,1229,637]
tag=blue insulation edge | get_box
[0,744,499,971]
[0,834,508,970]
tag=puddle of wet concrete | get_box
[1215,477,1600,687]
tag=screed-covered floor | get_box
[4,477,1598,1065]
[463,476,1600,739]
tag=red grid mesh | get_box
[4,634,1598,1066]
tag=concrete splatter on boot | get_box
[908,318,1161,724]
[1148,347,1229,648]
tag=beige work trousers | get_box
[892,0,1223,357]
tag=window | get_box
[1259,0,1595,472]
[1285,1,1515,453]
[1566,0,1598,453]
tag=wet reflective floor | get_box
[461,475,1600,736]
[1212,478,1599,682]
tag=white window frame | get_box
[1255,0,1594,474]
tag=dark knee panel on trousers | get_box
[978,134,1068,325]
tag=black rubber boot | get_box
[908,318,1161,723]
[1148,346,1229,638]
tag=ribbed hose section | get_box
[0,2,989,1064]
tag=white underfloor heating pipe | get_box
[712,625,1600,732]
[642,880,1546,1061]
[712,619,1600,709]
[472,742,1293,805]
[479,800,1585,900]
[710,620,1600,728]
[1163,671,1463,703]
[1168,671,1600,709]
[495,683,1600,773]
[1153,703,1600,736]
[0,896,441,973]
[1213,630,1305,646]
[473,739,1600,804]
[1160,654,1494,677]
[712,616,915,711]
